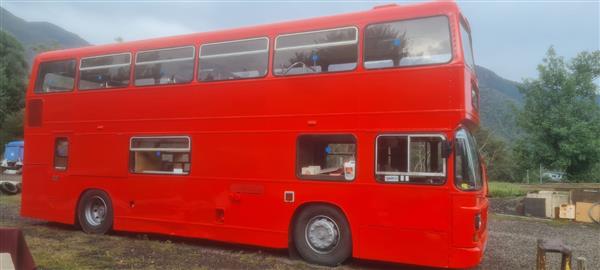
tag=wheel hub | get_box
[85,196,107,226]
[305,215,340,254]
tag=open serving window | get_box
[297,134,356,181]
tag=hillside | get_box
[475,65,523,141]
[0,7,90,64]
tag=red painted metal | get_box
[21,1,486,268]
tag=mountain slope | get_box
[475,65,522,142]
[0,7,90,64]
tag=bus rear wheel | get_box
[77,190,113,234]
[293,205,351,266]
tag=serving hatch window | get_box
[198,37,268,81]
[79,53,131,90]
[274,27,358,76]
[364,16,452,69]
[34,60,76,93]
[376,134,446,185]
[129,136,191,175]
[135,46,195,86]
[297,134,356,181]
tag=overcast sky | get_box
[3,0,599,81]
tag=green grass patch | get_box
[488,181,527,197]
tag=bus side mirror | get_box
[442,140,452,159]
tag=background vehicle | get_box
[1,140,24,174]
[22,2,487,268]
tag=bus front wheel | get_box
[77,190,113,234]
[293,205,352,266]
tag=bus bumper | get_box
[449,229,488,269]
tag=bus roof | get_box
[33,1,461,63]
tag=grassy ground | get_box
[488,181,527,197]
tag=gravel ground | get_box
[1,174,599,269]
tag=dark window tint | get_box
[54,138,69,170]
[34,60,76,93]
[135,46,195,86]
[130,136,191,175]
[376,135,445,184]
[460,20,475,68]
[274,27,358,76]
[79,53,131,90]
[364,16,452,69]
[297,134,356,181]
[199,38,268,81]
[455,129,482,190]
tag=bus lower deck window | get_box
[54,138,69,170]
[376,134,446,184]
[129,136,191,175]
[297,134,356,181]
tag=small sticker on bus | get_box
[384,175,399,182]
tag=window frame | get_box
[129,135,192,175]
[134,45,196,87]
[374,133,447,182]
[53,137,69,171]
[454,128,483,191]
[362,15,454,71]
[78,52,132,91]
[34,59,77,94]
[459,16,475,70]
[295,133,358,182]
[198,37,270,82]
[273,26,359,77]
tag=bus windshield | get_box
[455,128,482,190]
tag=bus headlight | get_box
[474,213,482,231]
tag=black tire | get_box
[293,205,352,266]
[0,182,19,195]
[77,190,113,234]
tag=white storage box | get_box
[526,191,570,218]
[559,204,575,219]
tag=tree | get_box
[515,47,600,181]
[475,127,518,182]
[0,31,28,125]
[30,40,61,54]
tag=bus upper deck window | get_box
[274,27,358,76]
[364,16,452,69]
[79,53,131,90]
[135,46,195,86]
[34,60,76,93]
[199,38,268,82]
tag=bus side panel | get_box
[21,134,55,220]
[354,186,451,268]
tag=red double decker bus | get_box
[22,1,487,268]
